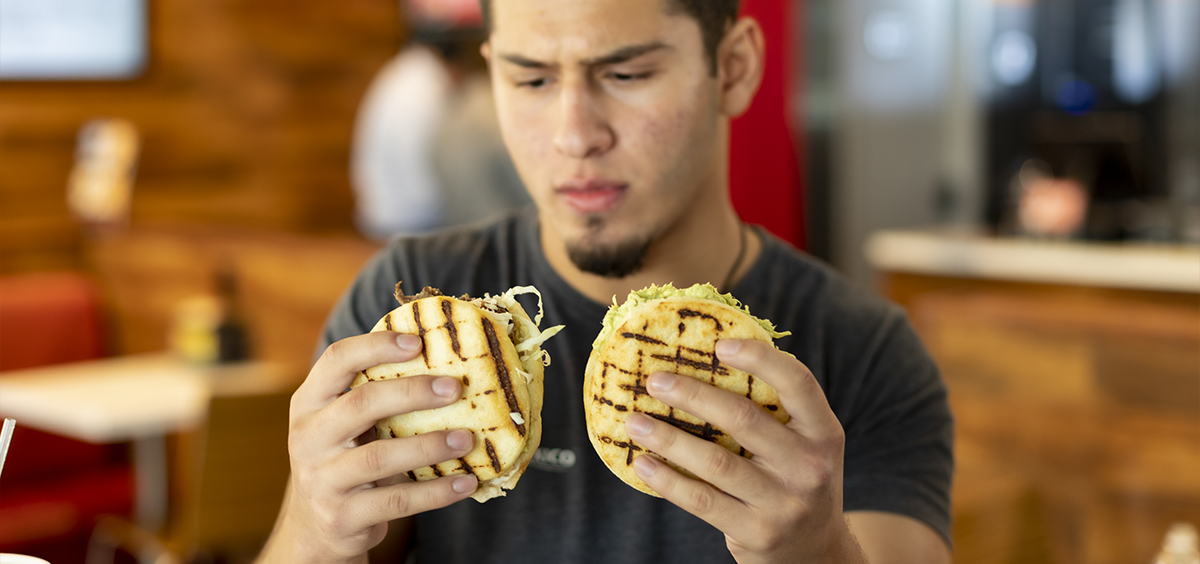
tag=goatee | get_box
[566,234,652,278]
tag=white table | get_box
[0,353,289,533]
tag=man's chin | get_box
[565,236,652,279]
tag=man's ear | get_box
[716,18,765,118]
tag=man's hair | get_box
[477,0,740,75]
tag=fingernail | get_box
[625,413,652,437]
[632,455,657,478]
[716,339,741,357]
[396,335,422,352]
[446,429,473,451]
[452,475,477,494]
[647,372,675,393]
[432,377,460,398]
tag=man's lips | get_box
[555,179,628,214]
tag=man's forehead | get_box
[488,0,690,59]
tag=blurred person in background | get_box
[351,0,529,240]
[260,1,953,563]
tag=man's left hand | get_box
[623,338,867,564]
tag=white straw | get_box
[0,418,15,479]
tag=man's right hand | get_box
[258,332,478,564]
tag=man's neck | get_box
[538,198,763,306]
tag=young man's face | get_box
[486,0,725,277]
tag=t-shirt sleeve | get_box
[836,307,954,546]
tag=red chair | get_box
[0,271,133,563]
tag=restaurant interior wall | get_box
[0,0,404,275]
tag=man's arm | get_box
[847,511,951,564]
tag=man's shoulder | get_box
[750,230,901,327]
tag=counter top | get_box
[865,229,1200,293]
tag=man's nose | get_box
[553,81,614,159]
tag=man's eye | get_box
[517,78,548,89]
[609,71,652,82]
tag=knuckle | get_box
[313,500,344,532]
[651,423,676,451]
[704,448,737,478]
[322,340,348,366]
[725,399,760,434]
[743,340,771,365]
[386,487,412,517]
[360,444,384,475]
[344,386,371,414]
[414,433,442,463]
[686,485,717,514]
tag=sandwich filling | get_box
[593,283,790,352]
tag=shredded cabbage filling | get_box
[468,286,564,383]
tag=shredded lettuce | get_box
[593,283,790,352]
[479,285,565,382]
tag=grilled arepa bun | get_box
[351,284,563,502]
[584,283,792,496]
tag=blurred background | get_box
[0,0,1196,562]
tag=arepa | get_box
[584,283,791,496]
[351,284,563,502]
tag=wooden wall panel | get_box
[0,0,404,274]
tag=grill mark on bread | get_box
[621,332,667,346]
[412,303,430,367]
[441,299,466,361]
[601,362,637,375]
[384,314,393,331]
[430,465,444,478]
[746,374,754,399]
[651,350,730,375]
[599,435,643,465]
[678,308,723,331]
[765,404,779,411]
[457,458,476,477]
[462,375,470,387]
[619,382,649,400]
[484,438,502,473]
[645,412,724,440]
[406,471,417,481]
[482,318,526,436]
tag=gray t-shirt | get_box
[319,207,953,564]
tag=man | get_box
[258,1,953,562]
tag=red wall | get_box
[730,0,805,249]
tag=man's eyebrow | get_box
[497,42,670,70]
[580,42,669,67]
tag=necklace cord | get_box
[719,222,747,294]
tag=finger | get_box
[715,339,840,437]
[629,452,753,535]
[642,371,797,466]
[626,411,775,505]
[316,374,463,446]
[330,429,475,491]
[294,332,424,415]
[346,474,478,530]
